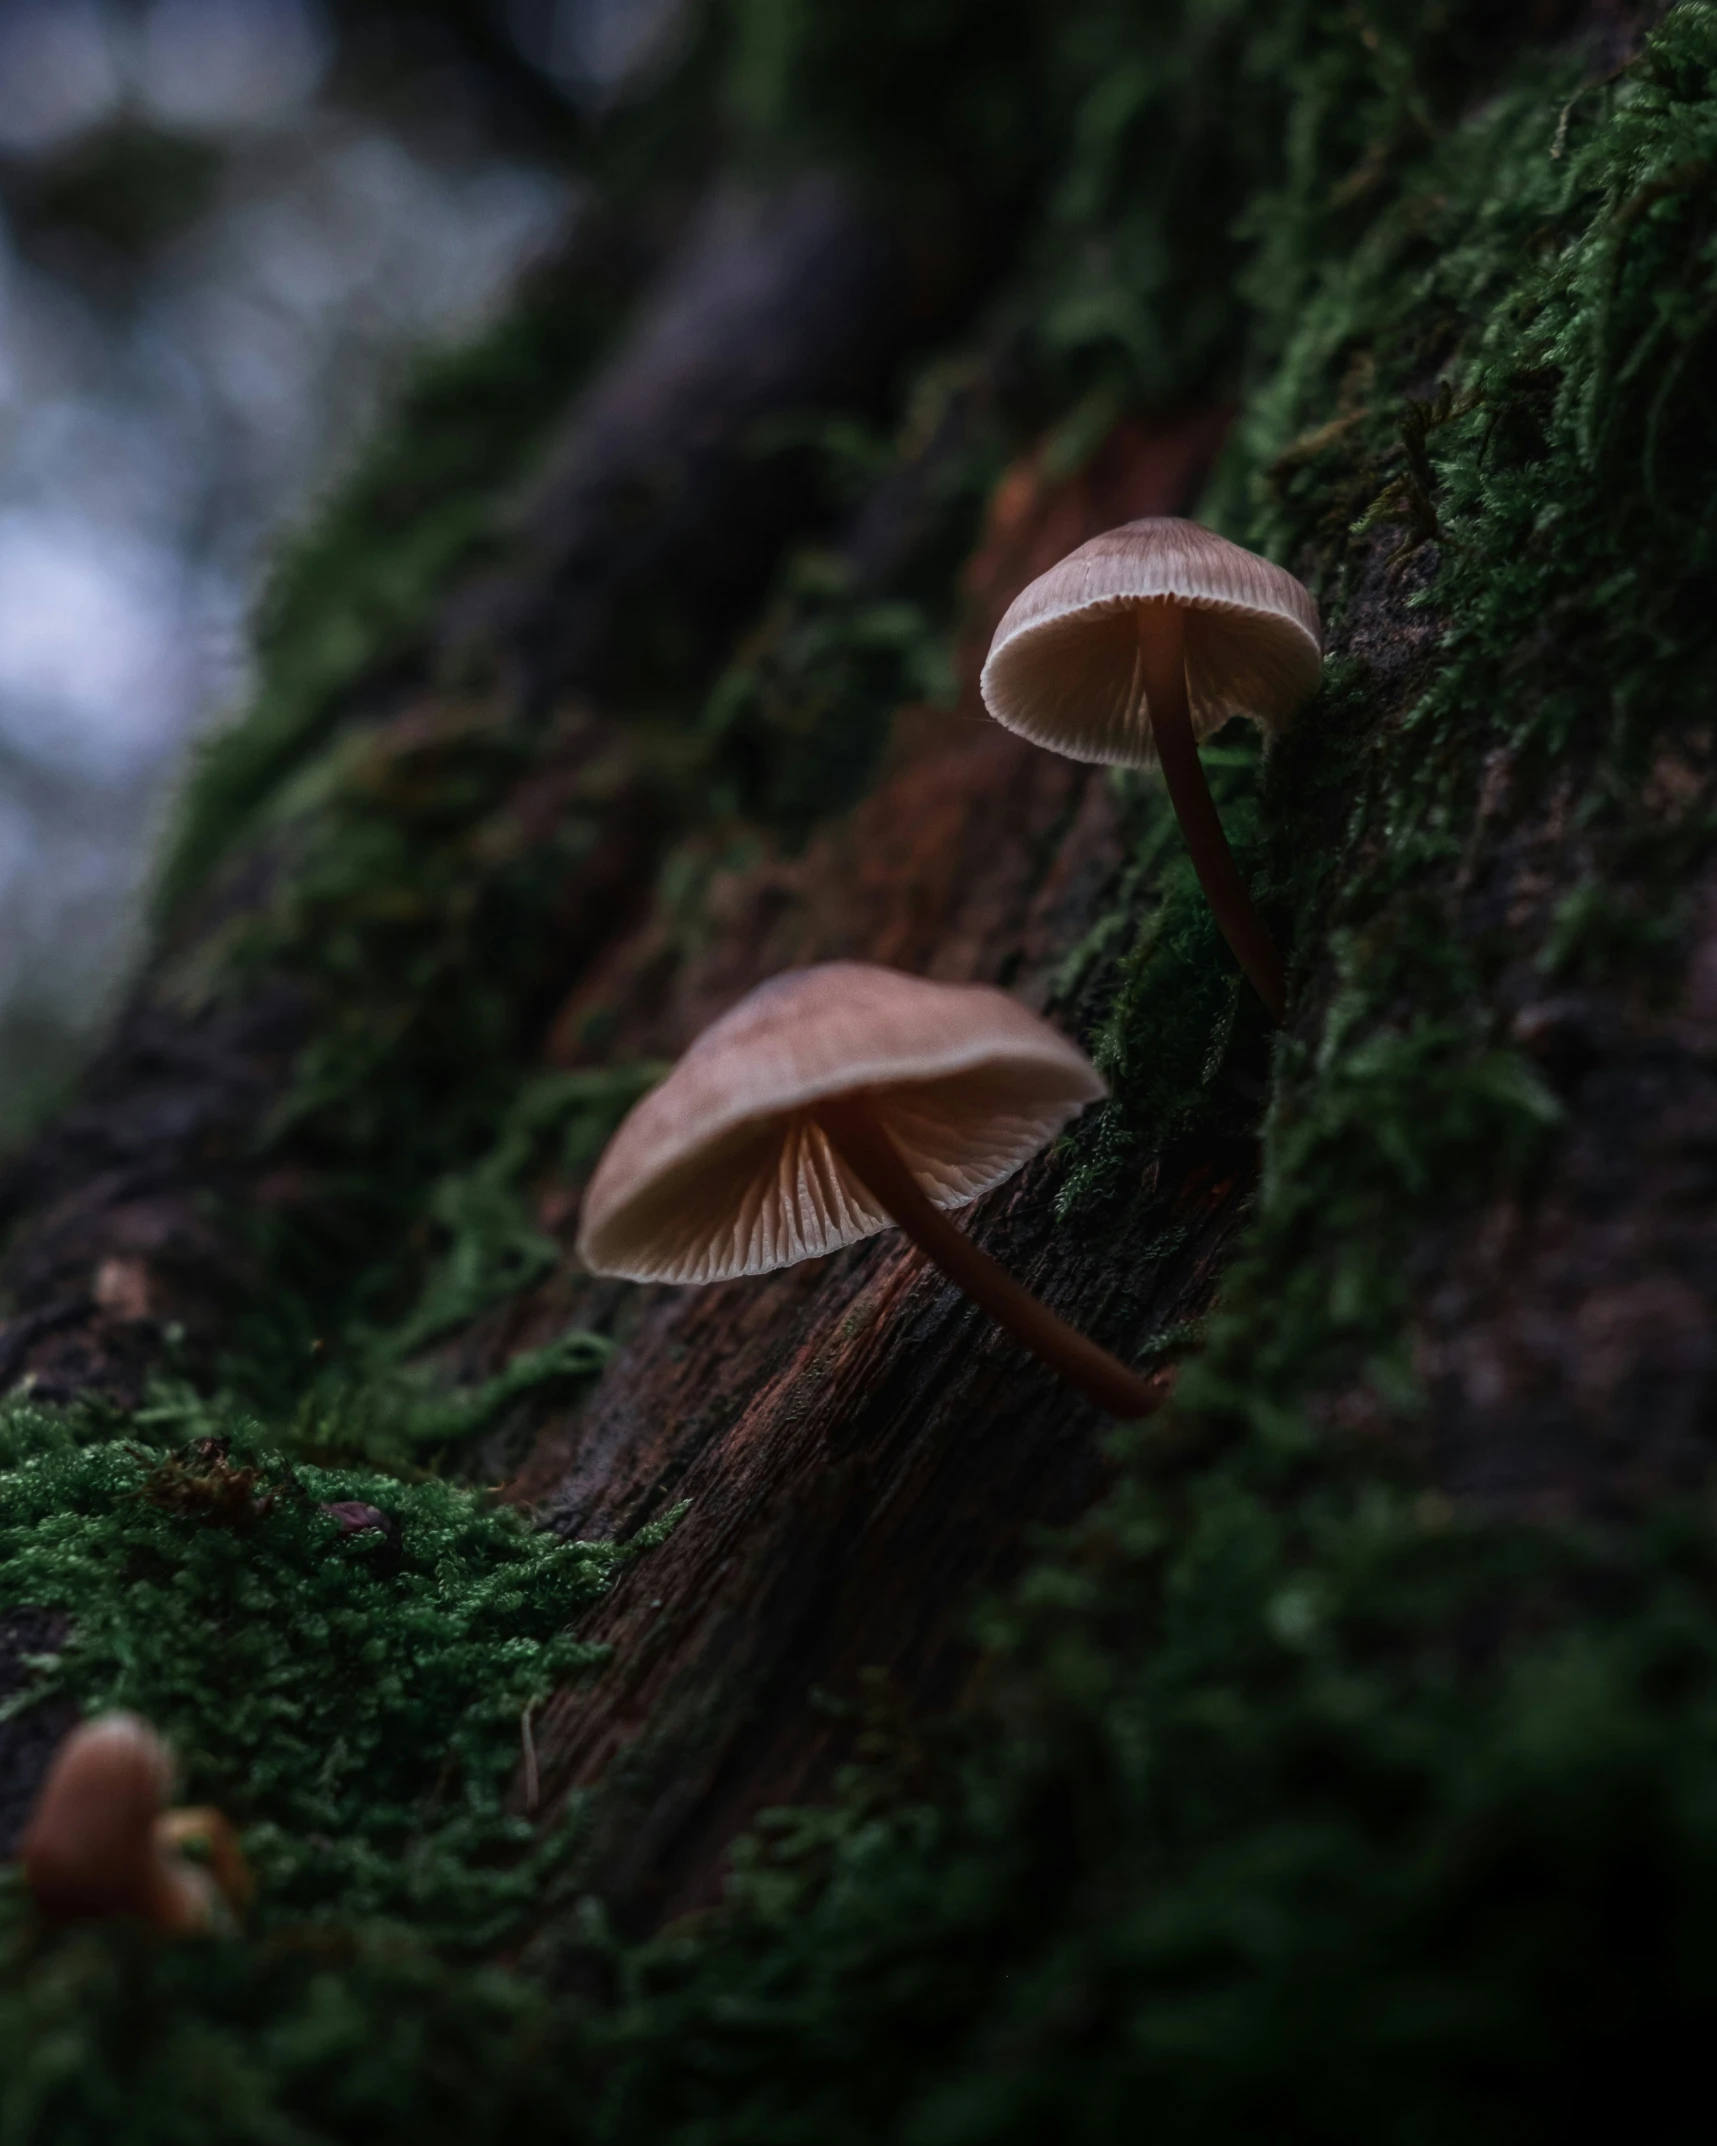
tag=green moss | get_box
[377,1065,666,1365]
[572,1492,1717,2145]
[0,1401,677,1940]
[1177,2,1717,1434]
[0,1913,576,2146]
[701,386,1002,841]
[705,555,946,842]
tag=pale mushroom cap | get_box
[20,1712,174,1922]
[980,516,1323,767]
[578,962,1106,1284]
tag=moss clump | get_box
[373,1065,666,1366]
[0,1402,675,1941]
[705,548,952,847]
[0,1911,579,2145]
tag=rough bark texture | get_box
[500,412,1243,1924]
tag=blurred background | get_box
[0,0,696,1139]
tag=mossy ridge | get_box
[590,1495,1717,2143]
[1183,5,1717,1431]
[195,700,674,1426]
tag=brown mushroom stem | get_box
[1138,603,1286,1022]
[814,1093,1157,1418]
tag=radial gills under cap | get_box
[578,962,1105,1285]
[980,516,1322,766]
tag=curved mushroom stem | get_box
[814,1093,1157,1419]
[1138,602,1287,1022]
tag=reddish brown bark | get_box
[499,410,1243,1930]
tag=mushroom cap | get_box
[19,1712,174,1924]
[980,516,1322,767]
[578,962,1105,1283]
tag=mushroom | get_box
[980,517,1323,1021]
[578,963,1155,1417]
[18,1712,251,1936]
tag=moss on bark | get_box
[5,2,1715,2138]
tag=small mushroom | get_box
[578,963,1155,1416]
[980,517,1322,1020]
[18,1712,250,1936]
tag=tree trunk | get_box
[0,0,1702,2007]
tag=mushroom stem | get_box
[1138,603,1287,1022]
[814,1093,1156,1418]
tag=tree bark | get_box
[488,409,1251,1928]
[0,0,1698,1969]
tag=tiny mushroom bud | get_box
[18,1712,250,1937]
[578,962,1156,1417]
[981,517,1322,1021]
